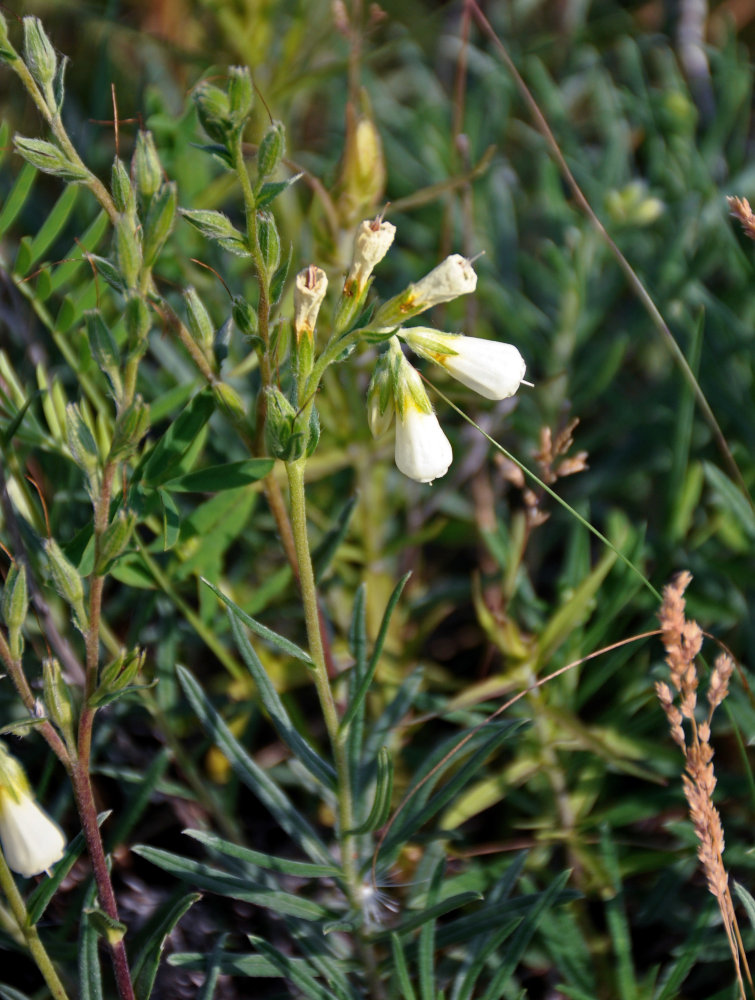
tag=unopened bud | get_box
[257,121,285,179]
[42,658,74,744]
[228,66,254,123]
[1,564,28,660]
[44,538,88,633]
[185,287,214,354]
[373,254,477,330]
[264,387,306,461]
[114,216,142,290]
[193,81,232,145]
[366,352,395,439]
[142,181,177,267]
[111,157,135,216]
[23,17,56,93]
[132,131,163,201]
[257,211,280,276]
[65,402,99,479]
[293,266,328,342]
[95,509,137,575]
[109,395,150,461]
[232,297,260,344]
[337,103,386,225]
[347,218,395,293]
[124,295,151,350]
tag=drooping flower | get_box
[0,744,65,878]
[390,339,452,484]
[400,327,527,400]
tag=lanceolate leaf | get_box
[132,845,330,920]
[131,892,201,1000]
[183,829,340,878]
[176,666,332,864]
[227,609,335,788]
[202,578,313,666]
[162,458,273,492]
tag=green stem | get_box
[0,850,71,1000]
[285,460,360,899]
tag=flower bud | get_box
[228,66,254,123]
[366,352,395,439]
[97,646,146,698]
[193,81,232,145]
[95,509,137,575]
[400,327,527,401]
[44,537,88,633]
[264,387,307,461]
[142,181,177,267]
[293,266,328,343]
[133,131,163,201]
[185,287,214,355]
[1,563,27,660]
[337,103,386,226]
[23,17,56,94]
[212,382,247,425]
[114,216,143,290]
[0,743,65,877]
[232,297,260,344]
[65,402,99,481]
[124,295,151,350]
[42,657,75,745]
[257,120,286,179]
[257,211,280,276]
[109,395,150,461]
[111,157,135,216]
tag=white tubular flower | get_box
[293,265,328,341]
[410,254,477,309]
[0,746,65,877]
[401,327,527,400]
[392,342,452,483]
[348,218,396,292]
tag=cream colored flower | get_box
[0,756,65,877]
[400,327,526,400]
[395,402,452,484]
[348,218,396,291]
[410,254,477,308]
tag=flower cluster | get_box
[358,225,527,483]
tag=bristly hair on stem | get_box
[655,571,752,1000]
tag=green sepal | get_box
[142,181,177,267]
[1,562,27,659]
[257,120,285,179]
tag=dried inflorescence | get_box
[727,195,755,240]
[655,573,747,996]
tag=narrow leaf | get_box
[183,829,340,878]
[131,892,201,1000]
[227,610,335,787]
[164,458,274,493]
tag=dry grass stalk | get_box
[728,195,755,240]
[656,572,750,999]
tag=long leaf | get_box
[164,459,273,492]
[176,666,332,864]
[202,577,313,665]
[248,936,333,1000]
[349,746,393,835]
[132,845,330,920]
[184,829,340,878]
[132,892,200,1000]
[340,573,411,734]
[227,609,335,787]
[79,884,103,1000]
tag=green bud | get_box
[2,563,28,660]
[264,387,306,461]
[0,12,17,63]
[110,157,135,216]
[114,216,142,290]
[142,181,177,267]
[257,120,285,179]
[228,66,254,123]
[95,509,137,575]
[124,295,151,351]
[185,287,214,354]
[306,405,320,458]
[132,131,163,201]
[23,16,56,91]
[257,210,280,276]
[13,136,90,183]
[232,297,260,344]
[193,81,232,145]
[86,312,123,402]
[65,402,100,479]
[44,537,88,634]
[42,657,75,745]
[109,395,150,461]
[212,382,246,425]
[366,352,395,439]
[95,647,146,704]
